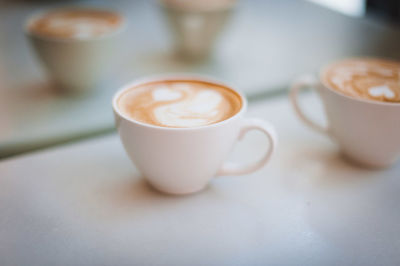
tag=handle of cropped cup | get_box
[217,118,277,176]
[290,75,330,135]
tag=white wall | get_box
[307,0,365,17]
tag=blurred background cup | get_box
[24,7,125,94]
[159,0,236,60]
[290,59,400,168]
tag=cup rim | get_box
[24,6,126,43]
[319,57,400,107]
[112,74,247,131]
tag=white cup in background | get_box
[159,0,236,60]
[25,8,125,93]
[290,71,400,168]
[113,75,277,195]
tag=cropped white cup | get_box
[113,75,277,194]
[159,1,235,59]
[25,8,125,93]
[290,66,400,168]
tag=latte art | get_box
[117,80,242,128]
[323,58,400,103]
[28,8,123,40]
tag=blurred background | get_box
[0,0,399,158]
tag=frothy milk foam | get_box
[117,80,242,128]
[28,8,122,39]
[323,58,400,103]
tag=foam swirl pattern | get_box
[323,58,400,103]
[29,9,122,39]
[118,81,242,128]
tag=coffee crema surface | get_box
[117,80,242,128]
[323,58,400,103]
[28,8,122,40]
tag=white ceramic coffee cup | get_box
[159,0,235,59]
[113,75,277,194]
[25,8,125,93]
[290,68,400,168]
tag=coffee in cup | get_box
[322,58,400,103]
[117,80,242,128]
[27,8,123,40]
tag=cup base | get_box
[52,80,99,95]
[146,179,209,195]
[175,49,212,62]
[340,151,396,169]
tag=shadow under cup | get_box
[291,69,400,168]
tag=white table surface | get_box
[1,0,400,157]
[1,94,399,266]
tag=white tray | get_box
[1,94,399,266]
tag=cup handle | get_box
[290,75,330,135]
[217,118,277,176]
